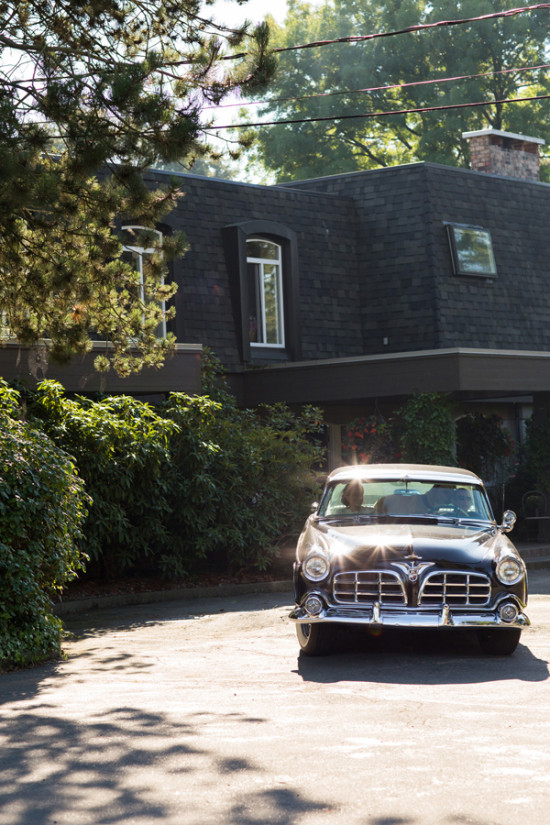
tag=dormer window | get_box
[246,239,284,347]
[222,219,300,363]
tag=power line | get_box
[211,93,550,131]
[207,63,550,111]
[220,3,550,61]
[275,3,550,54]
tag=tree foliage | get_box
[28,365,325,581]
[242,0,550,181]
[30,380,177,577]
[0,381,88,669]
[341,393,456,466]
[0,0,275,373]
[456,412,514,479]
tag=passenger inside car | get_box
[341,479,366,512]
[455,487,473,515]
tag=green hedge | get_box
[1,367,324,667]
[0,382,88,668]
[161,393,324,575]
[29,377,325,579]
[30,381,176,577]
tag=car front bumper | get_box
[289,601,530,630]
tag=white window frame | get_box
[1,310,11,339]
[122,225,166,338]
[246,238,285,348]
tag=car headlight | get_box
[496,557,524,585]
[303,553,330,582]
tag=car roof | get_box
[327,463,484,485]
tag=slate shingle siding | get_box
[286,163,550,354]
[283,166,439,354]
[145,171,362,371]
[147,161,550,372]
[424,164,550,351]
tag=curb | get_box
[53,549,550,617]
[54,579,294,617]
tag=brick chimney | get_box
[462,129,544,181]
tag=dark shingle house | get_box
[3,128,550,457]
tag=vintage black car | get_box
[290,464,529,656]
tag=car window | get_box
[319,480,493,521]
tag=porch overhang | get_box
[237,347,550,406]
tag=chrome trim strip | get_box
[289,605,530,630]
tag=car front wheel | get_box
[295,622,336,656]
[477,627,522,656]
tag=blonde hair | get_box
[341,480,364,508]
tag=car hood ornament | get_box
[391,560,435,583]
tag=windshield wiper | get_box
[436,515,492,527]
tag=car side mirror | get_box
[500,510,517,533]
[310,501,319,513]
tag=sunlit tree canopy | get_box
[0,0,275,374]
[239,0,550,182]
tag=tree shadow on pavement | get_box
[0,706,328,825]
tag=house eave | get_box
[0,340,203,394]
[238,347,550,406]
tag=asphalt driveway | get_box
[0,570,549,825]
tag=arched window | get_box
[222,219,300,363]
[246,238,284,347]
[121,226,166,338]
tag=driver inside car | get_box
[424,484,456,514]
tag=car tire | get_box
[477,627,522,656]
[295,622,336,656]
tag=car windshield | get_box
[318,478,493,522]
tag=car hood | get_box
[298,519,517,566]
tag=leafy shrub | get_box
[30,381,176,577]
[161,393,325,576]
[0,381,88,668]
[456,413,515,479]
[342,394,455,467]
[526,412,550,493]
[29,368,325,581]
[394,393,455,466]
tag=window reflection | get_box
[447,224,497,277]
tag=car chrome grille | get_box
[333,571,407,605]
[418,572,491,606]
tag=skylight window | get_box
[446,224,497,278]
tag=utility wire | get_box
[274,3,550,54]
[221,3,550,60]
[211,93,550,130]
[207,63,550,111]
